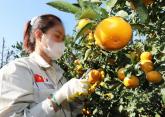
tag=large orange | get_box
[94,16,132,50]
[146,71,162,83]
[123,75,139,88]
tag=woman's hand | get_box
[52,78,90,105]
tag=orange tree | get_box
[47,0,165,116]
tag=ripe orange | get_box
[82,108,91,115]
[75,65,83,75]
[76,65,83,71]
[143,0,154,5]
[146,71,162,83]
[76,19,91,30]
[88,69,102,84]
[88,82,98,93]
[117,68,125,81]
[140,60,154,73]
[100,70,105,79]
[94,16,132,50]
[74,59,81,64]
[108,58,116,65]
[130,0,154,10]
[123,75,139,88]
[140,52,152,61]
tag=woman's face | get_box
[44,23,65,43]
[38,23,65,61]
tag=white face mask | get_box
[41,34,65,60]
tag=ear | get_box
[34,29,43,41]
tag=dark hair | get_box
[23,14,63,53]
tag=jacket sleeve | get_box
[0,59,57,117]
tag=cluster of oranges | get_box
[81,107,91,116]
[88,69,105,84]
[87,69,105,93]
[74,60,105,83]
[140,52,162,83]
[74,59,105,93]
[117,52,162,88]
[76,17,162,89]
[117,68,140,88]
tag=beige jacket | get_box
[0,52,82,117]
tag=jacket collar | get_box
[29,52,51,68]
[29,52,64,81]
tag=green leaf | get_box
[78,0,102,8]
[78,0,85,8]
[130,0,149,23]
[161,88,165,104]
[136,6,148,23]
[118,105,123,112]
[115,10,128,19]
[155,113,161,117]
[47,0,81,14]
[84,48,92,61]
[105,0,117,11]
[79,8,99,20]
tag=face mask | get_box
[41,34,65,60]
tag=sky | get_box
[0,0,77,47]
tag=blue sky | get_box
[0,0,77,47]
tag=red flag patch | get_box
[34,74,44,82]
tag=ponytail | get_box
[23,21,35,53]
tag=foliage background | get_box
[48,0,165,116]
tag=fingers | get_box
[80,79,88,83]
[77,88,88,96]
[81,83,89,90]
[80,79,90,85]
[79,79,90,89]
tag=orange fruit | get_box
[88,82,98,93]
[100,70,105,79]
[75,65,83,75]
[88,69,102,84]
[140,52,152,61]
[76,19,91,30]
[146,71,162,83]
[130,0,154,10]
[82,108,91,115]
[94,16,132,51]
[143,0,154,5]
[117,68,126,81]
[87,32,94,41]
[76,65,83,71]
[140,60,154,73]
[108,58,116,65]
[123,75,139,88]
[74,59,81,64]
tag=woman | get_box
[0,14,90,117]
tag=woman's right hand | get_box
[52,78,90,105]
